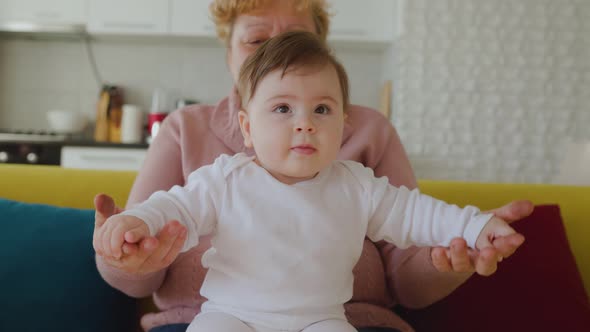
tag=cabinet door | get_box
[328,0,396,42]
[170,0,216,37]
[87,0,169,35]
[61,146,147,171]
[0,0,86,25]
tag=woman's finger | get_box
[94,194,117,229]
[484,200,534,223]
[153,221,185,260]
[431,247,453,272]
[107,237,158,273]
[449,239,473,273]
[131,237,161,273]
[93,193,123,258]
[138,221,185,272]
[160,228,187,267]
[492,233,525,258]
[475,247,499,276]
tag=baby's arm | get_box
[95,214,149,260]
[121,181,218,253]
[366,183,494,249]
[121,161,223,253]
[351,159,500,249]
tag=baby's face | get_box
[238,64,345,184]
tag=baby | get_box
[96,31,519,332]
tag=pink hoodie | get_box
[96,91,472,331]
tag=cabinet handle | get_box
[35,11,61,20]
[102,22,157,30]
[79,155,139,163]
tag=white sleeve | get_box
[121,157,226,252]
[356,165,493,249]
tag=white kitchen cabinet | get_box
[0,0,86,26]
[328,0,398,43]
[61,146,147,171]
[170,0,216,37]
[87,0,169,35]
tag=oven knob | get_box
[0,151,9,163]
[26,152,39,164]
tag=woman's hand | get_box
[93,194,187,275]
[430,200,533,276]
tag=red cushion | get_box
[398,204,590,332]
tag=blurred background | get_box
[0,0,588,184]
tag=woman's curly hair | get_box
[210,0,331,45]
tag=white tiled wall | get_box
[392,0,590,184]
[0,38,385,130]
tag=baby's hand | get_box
[475,216,519,251]
[94,214,150,260]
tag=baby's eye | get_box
[315,105,330,115]
[273,105,291,114]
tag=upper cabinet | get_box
[170,0,216,37]
[85,0,397,43]
[328,0,397,43]
[0,0,399,46]
[87,0,169,35]
[0,0,86,26]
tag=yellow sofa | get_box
[0,165,590,331]
[1,164,589,297]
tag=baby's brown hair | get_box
[237,31,350,110]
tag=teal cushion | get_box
[0,198,138,331]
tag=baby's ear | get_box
[238,109,253,148]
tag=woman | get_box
[94,1,532,331]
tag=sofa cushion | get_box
[398,204,590,332]
[0,198,138,331]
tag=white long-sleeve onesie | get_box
[123,153,492,330]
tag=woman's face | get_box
[227,2,317,83]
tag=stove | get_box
[0,130,67,143]
[0,129,67,165]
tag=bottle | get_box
[147,88,170,141]
[94,85,125,143]
[94,86,110,142]
[107,86,124,143]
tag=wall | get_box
[392,0,590,183]
[0,37,385,130]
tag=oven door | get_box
[0,142,62,165]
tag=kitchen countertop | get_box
[63,139,149,149]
